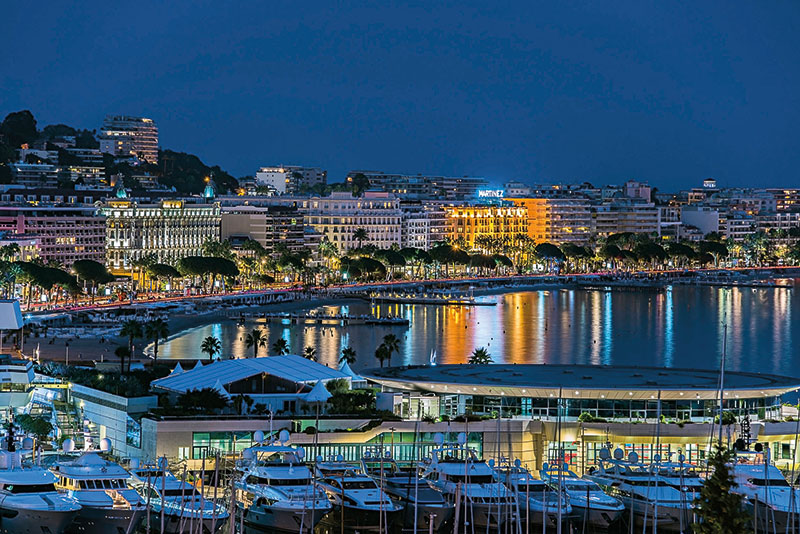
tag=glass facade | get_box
[191,431,256,459]
[444,394,783,422]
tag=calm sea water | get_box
[156,283,798,376]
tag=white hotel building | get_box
[298,192,402,251]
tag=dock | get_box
[365,295,497,306]
[238,312,410,326]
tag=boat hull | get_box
[456,501,511,531]
[0,506,78,534]
[621,500,694,532]
[748,499,800,534]
[319,505,403,533]
[67,506,145,534]
[146,510,228,534]
[397,502,453,532]
[569,504,624,530]
[240,502,331,533]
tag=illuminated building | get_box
[0,205,105,266]
[590,199,660,237]
[298,191,402,251]
[255,166,327,195]
[348,170,488,200]
[507,197,591,244]
[766,188,800,211]
[9,163,60,187]
[99,115,159,163]
[400,202,447,249]
[221,204,306,256]
[444,204,527,249]
[101,199,220,273]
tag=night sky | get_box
[2,1,799,189]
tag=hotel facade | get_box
[101,199,221,273]
[444,204,528,250]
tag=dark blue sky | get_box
[3,1,799,189]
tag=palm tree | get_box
[144,318,169,363]
[352,228,369,250]
[119,319,143,372]
[374,343,391,368]
[201,336,222,362]
[114,345,131,375]
[469,347,493,365]
[245,328,266,358]
[339,346,357,366]
[272,338,289,356]
[381,334,400,366]
[303,346,317,361]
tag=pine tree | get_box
[693,444,753,534]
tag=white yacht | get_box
[0,445,80,534]
[360,450,453,532]
[129,464,229,534]
[315,455,403,532]
[731,449,800,534]
[540,462,624,529]
[52,451,145,534]
[234,444,331,533]
[586,448,697,532]
[420,435,514,532]
[493,459,572,530]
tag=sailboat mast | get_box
[718,323,728,447]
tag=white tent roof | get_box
[212,379,231,400]
[153,354,348,394]
[0,300,23,330]
[169,363,184,376]
[304,380,331,403]
[192,360,204,372]
[339,360,365,382]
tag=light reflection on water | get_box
[157,285,798,375]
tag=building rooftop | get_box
[152,354,348,394]
[362,364,800,401]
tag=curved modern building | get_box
[360,364,800,472]
[363,364,800,422]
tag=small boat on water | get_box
[360,449,453,532]
[315,456,403,533]
[540,461,624,529]
[129,463,229,534]
[234,441,331,533]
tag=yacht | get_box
[731,449,800,534]
[493,459,572,530]
[420,435,514,532]
[315,455,403,532]
[0,434,80,534]
[540,462,624,529]
[129,464,229,534]
[52,451,145,534]
[234,444,331,533]
[586,448,697,532]
[360,450,453,532]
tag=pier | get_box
[238,312,410,326]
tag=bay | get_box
[156,284,797,376]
